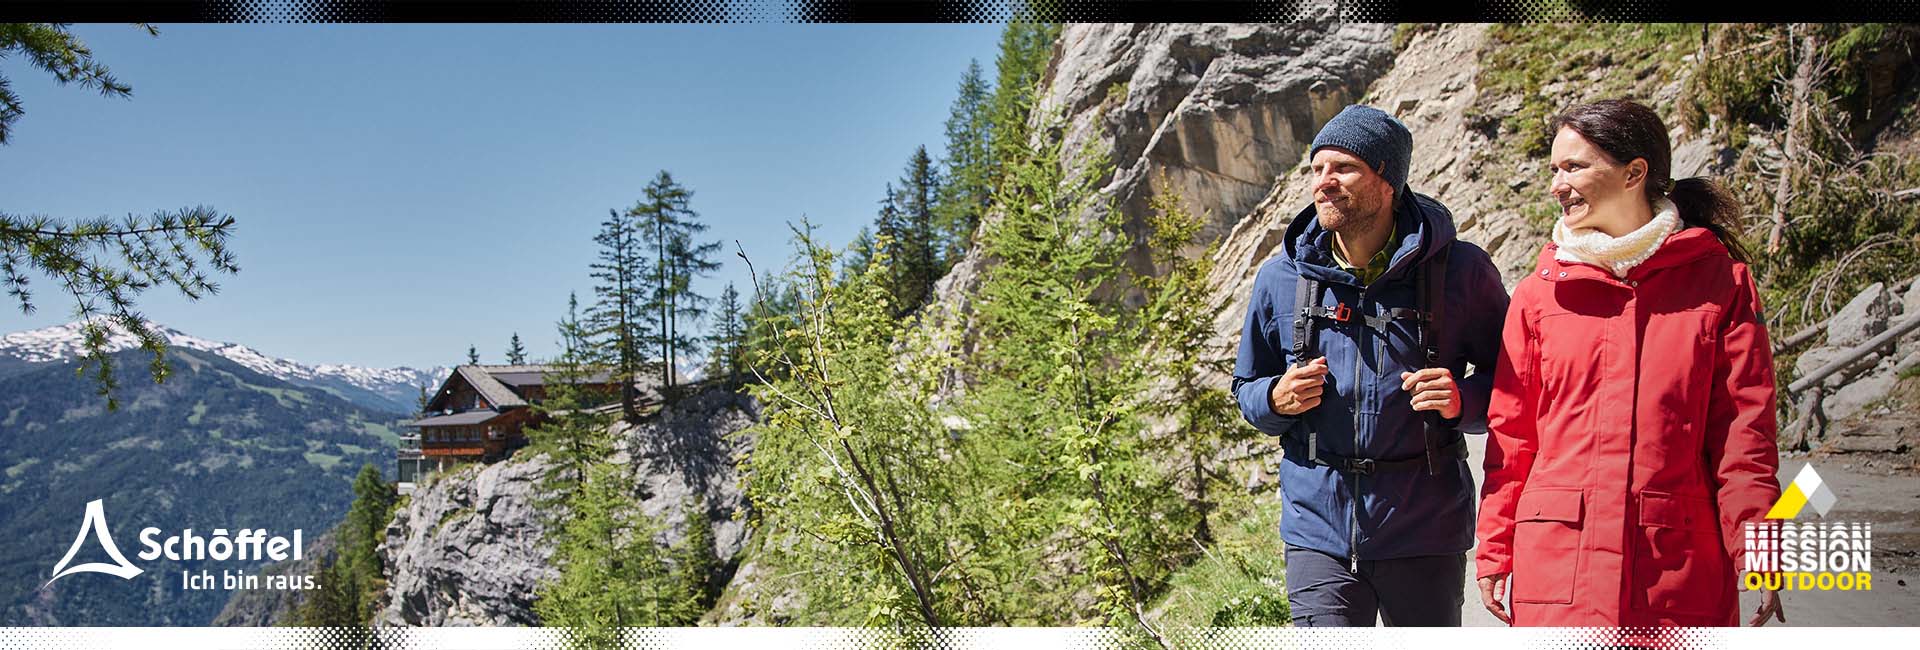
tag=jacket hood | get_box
[1283,189,1459,284]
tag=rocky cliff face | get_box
[376,386,755,626]
[934,18,1399,316]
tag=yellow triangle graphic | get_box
[1766,484,1808,519]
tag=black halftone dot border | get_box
[0,0,1913,23]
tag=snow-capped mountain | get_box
[0,320,446,415]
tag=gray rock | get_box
[1828,282,1892,348]
[933,20,1398,324]
[377,385,757,627]
[1824,370,1899,421]
[1903,275,1920,317]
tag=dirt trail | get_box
[1458,435,1920,626]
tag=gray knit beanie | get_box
[1310,104,1413,197]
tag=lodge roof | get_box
[410,410,506,427]
[454,365,527,409]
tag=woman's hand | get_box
[1748,588,1785,626]
[1478,574,1512,625]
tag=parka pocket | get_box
[1631,491,1731,617]
[1511,487,1583,604]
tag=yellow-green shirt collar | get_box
[1332,222,1399,286]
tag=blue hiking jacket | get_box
[1233,191,1508,561]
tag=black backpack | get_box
[1288,244,1464,476]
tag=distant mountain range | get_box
[0,320,443,624]
[0,321,448,415]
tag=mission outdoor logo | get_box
[1743,465,1874,591]
[44,499,316,592]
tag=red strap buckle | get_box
[1332,303,1351,322]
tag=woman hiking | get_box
[1475,99,1786,627]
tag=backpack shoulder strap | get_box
[1290,272,1322,467]
[1418,243,1457,475]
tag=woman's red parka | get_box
[1476,227,1783,626]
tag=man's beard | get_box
[1315,191,1389,240]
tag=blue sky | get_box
[0,24,1003,369]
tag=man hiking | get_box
[1232,104,1508,626]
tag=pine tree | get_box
[839,226,876,285]
[296,557,364,627]
[588,206,653,422]
[968,118,1188,640]
[985,23,1062,187]
[935,59,994,261]
[706,283,745,385]
[535,463,704,643]
[1,25,242,410]
[529,293,618,502]
[506,332,528,365]
[466,344,480,365]
[631,171,719,399]
[888,146,942,314]
[739,221,973,627]
[0,23,146,144]
[1139,181,1241,546]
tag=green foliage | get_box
[705,283,746,385]
[507,333,528,365]
[737,221,969,627]
[2,206,239,409]
[527,293,619,503]
[633,170,722,398]
[293,463,396,627]
[1683,24,1919,142]
[1677,25,1920,396]
[1476,23,1694,156]
[1150,504,1289,628]
[535,464,705,647]
[0,23,150,144]
[466,344,480,365]
[936,59,994,261]
[876,146,944,315]
[740,273,804,384]
[966,116,1194,638]
[295,557,366,627]
[1391,23,1438,51]
[1138,181,1244,546]
[588,204,653,421]
[986,23,1063,186]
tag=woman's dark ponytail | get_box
[1551,100,1752,264]
[1669,176,1752,264]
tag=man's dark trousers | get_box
[1284,545,1464,626]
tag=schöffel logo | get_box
[44,498,315,591]
[45,499,144,586]
[1744,465,1873,592]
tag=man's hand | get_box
[1401,367,1461,420]
[1478,574,1512,625]
[1269,357,1329,415]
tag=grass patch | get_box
[4,458,41,479]
[433,505,475,536]
[1475,23,1697,157]
[187,401,209,426]
[304,451,344,471]
[1150,498,1290,627]
[358,419,403,446]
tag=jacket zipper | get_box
[1349,294,1365,573]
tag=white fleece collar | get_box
[1552,197,1680,278]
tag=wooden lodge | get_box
[397,364,644,484]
